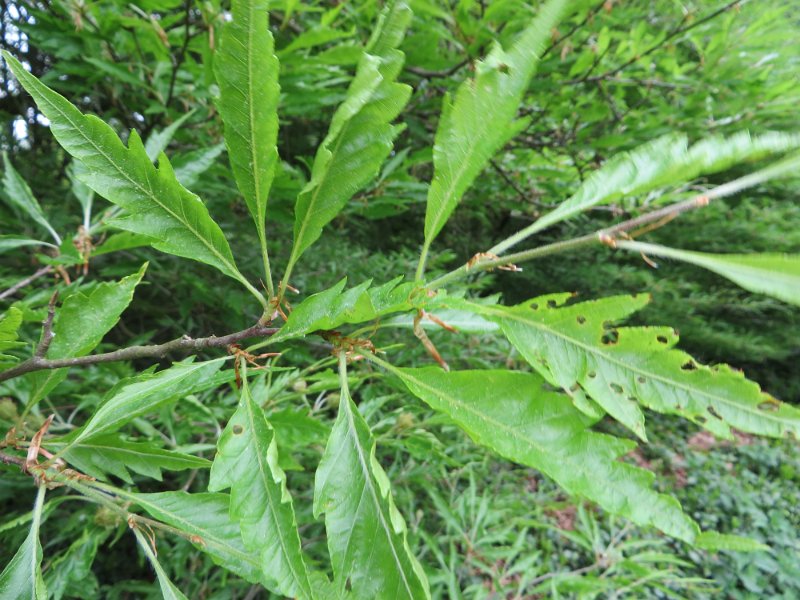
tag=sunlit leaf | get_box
[0,486,47,599]
[695,532,770,553]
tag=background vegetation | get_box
[1,0,798,597]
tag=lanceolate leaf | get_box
[48,435,210,483]
[143,111,194,161]
[2,152,61,245]
[209,369,313,599]
[0,485,47,599]
[314,354,430,599]
[65,358,225,447]
[421,0,570,259]
[496,131,800,252]
[0,235,57,254]
[1,51,257,299]
[472,295,800,441]
[27,264,147,404]
[215,0,280,272]
[120,490,266,587]
[284,1,412,287]
[391,365,699,542]
[616,241,800,307]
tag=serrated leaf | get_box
[314,354,430,599]
[215,0,280,268]
[695,532,770,552]
[284,1,412,284]
[208,371,313,599]
[1,51,255,296]
[2,152,61,245]
[269,277,413,344]
[0,307,25,363]
[120,490,266,587]
[472,295,800,441]
[44,528,105,600]
[391,366,699,542]
[48,435,210,484]
[616,241,800,307]
[421,0,570,252]
[26,264,147,404]
[64,358,225,447]
[172,144,225,189]
[0,485,47,599]
[132,527,189,600]
[506,131,800,247]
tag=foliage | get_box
[1,0,799,598]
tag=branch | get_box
[0,265,53,301]
[35,292,58,358]
[0,324,278,383]
[406,59,470,79]
[426,155,797,289]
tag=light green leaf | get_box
[695,532,770,553]
[616,241,800,307]
[91,232,155,257]
[283,1,412,288]
[120,490,266,587]
[0,307,25,363]
[0,235,57,255]
[495,131,800,253]
[144,111,194,161]
[65,358,225,447]
[472,295,800,441]
[215,0,280,285]
[2,152,61,245]
[390,365,699,542]
[314,354,430,599]
[172,144,225,189]
[48,435,210,484]
[132,527,189,600]
[209,368,313,599]
[0,485,47,599]
[1,51,259,302]
[420,0,570,265]
[268,277,413,345]
[26,264,147,404]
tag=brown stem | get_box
[0,266,53,301]
[0,324,278,383]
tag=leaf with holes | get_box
[471,294,800,441]
[391,365,699,542]
[209,371,313,599]
[314,355,430,598]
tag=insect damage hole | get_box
[232,424,244,435]
[601,329,619,345]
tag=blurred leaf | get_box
[131,526,189,600]
[696,532,770,552]
[2,152,61,245]
[0,486,47,599]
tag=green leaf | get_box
[695,532,770,553]
[1,51,259,301]
[172,144,225,189]
[44,528,105,600]
[215,0,280,283]
[120,490,267,587]
[497,131,800,252]
[472,295,800,441]
[48,435,210,484]
[2,152,61,245]
[314,354,430,599]
[420,0,570,262]
[0,307,25,363]
[283,1,412,288]
[616,241,800,307]
[208,369,313,599]
[389,365,699,542]
[268,277,413,345]
[0,235,57,255]
[0,485,47,599]
[132,526,189,600]
[65,358,225,447]
[26,264,147,404]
